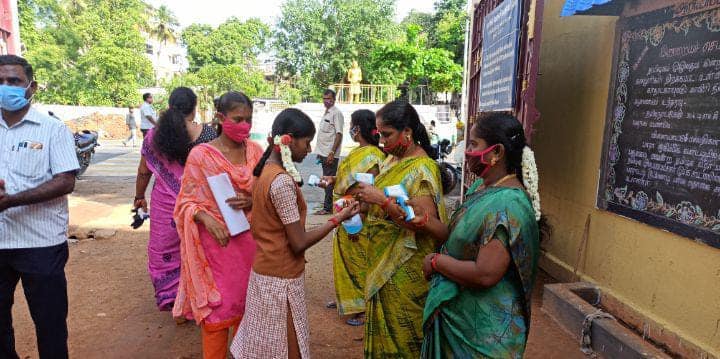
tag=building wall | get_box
[534,0,720,354]
[142,33,188,83]
[0,0,20,54]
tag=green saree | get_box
[332,145,386,315]
[421,180,540,359]
[364,155,446,358]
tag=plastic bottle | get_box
[307,174,321,187]
[334,197,363,235]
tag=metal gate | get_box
[462,0,545,196]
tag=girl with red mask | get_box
[172,91,263,358]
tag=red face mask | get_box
[221,115,251,143]
[465,144,498,177]
[381,134,410,156]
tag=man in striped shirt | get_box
[0,55,79,359]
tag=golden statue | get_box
[347,60,362,104]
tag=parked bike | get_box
[74,130,99,176]
[436,138,461,194]
[50,111,99,176]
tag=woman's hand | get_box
[406,199,427,227]
[133,198,148,213]
[385,201,408,223]
[319,176,336,189]
[226,192,252,210]
[423,253,436,281]
[198,212,231,247]
[354,183,386,205]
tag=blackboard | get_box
[478,0,521,111]
[598,2,720,248]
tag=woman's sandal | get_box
[346,313,365,326]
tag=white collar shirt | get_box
[0,107,80,249]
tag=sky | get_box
[146,0,437,27]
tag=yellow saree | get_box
[333,145,385,315]
[364,155,446,358]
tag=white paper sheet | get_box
[207,173,250,236]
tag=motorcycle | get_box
[436,138,461,194]
[49,111,99,176]
[74,130,99,176]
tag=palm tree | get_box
[151,5,179,45]
[149,5,180,83]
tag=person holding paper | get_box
[320,109,385,326]
[172,91,263,359]
[230,109,360,359]
[352,100,447,358]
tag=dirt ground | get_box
[10,176,584,359]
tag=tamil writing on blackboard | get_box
[599,4,720,245]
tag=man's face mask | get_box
[0,83,32,112]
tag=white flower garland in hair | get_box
[274,135,302,183]
[521,146,542,221]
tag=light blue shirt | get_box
[0,107,80,249]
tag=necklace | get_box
[489,174,517,188]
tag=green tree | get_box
[431,0,467,64]
[366,25,461,93]
[172,16,285,109]
[19,0,154,106]
[181,24,214,70]
[182,17,270,70]
[274,0,397,98]
[400,10,434,41]
[161,63,305,119]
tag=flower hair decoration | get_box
[521,146,542,221]
[274,135,302,183]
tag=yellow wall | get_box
[534,0,720,354]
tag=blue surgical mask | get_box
[0,84,31,111]
[349,126,359,139]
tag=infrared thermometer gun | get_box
[383,184,415,221]
[354,173,375,185]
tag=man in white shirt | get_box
[314,89,343,215]
[139,92,157,137]
[0,55,79,359]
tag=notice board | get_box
[478,0,522,112]
[598,2,720,248]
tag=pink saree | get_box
[141,129,185,310]
[173,142,263,329]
